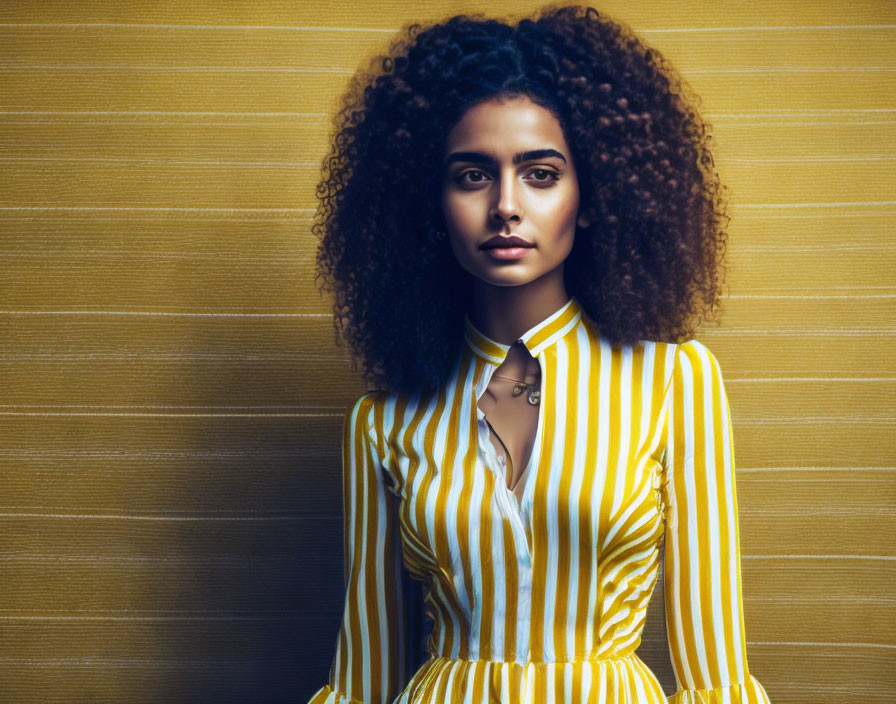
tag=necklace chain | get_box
[490,373,541,406]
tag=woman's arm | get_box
[308,392,410,704]
[661,340,772,703]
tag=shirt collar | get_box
[463,295,584,365]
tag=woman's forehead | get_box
[444,96,570,156]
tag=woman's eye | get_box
[456,169,489,185]
[527,168,559,184]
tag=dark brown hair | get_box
[314,4,729,395]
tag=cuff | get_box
[669,674,771,704]
[307,685,367,704]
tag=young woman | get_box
[308,4,772,703]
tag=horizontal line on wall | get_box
[742,554,895,560]
[0,120,320,128]
[639,25,896,33]
[0,156,321,166]
[1,108,893,119]
[0,411,344,417]
[3,119,896,128]
[11,504,886,517]
[0,511,315,520]
[0,206,314,212]
[724,289,896,295]
[0,310,328,316]
[746,596,894,603]
[0,410,890,421]
[0,64,354,73]
[0,353,337,360]
[0,253,313,262]
[1,22,894,32]
[0,455,890,472]
[0,22,400,32]
[689,67,896,73]
[4,156,896,167]
[0,450,323,458]
[0,353,890,363]
[11,248,896,260]
[708,108,896,115]
[737,466,895,472]
[0,403,344,410]
[0,109,330,116]
[726,293,896,298]
[5,203,890,212]
[0,607,304,612]
[0,614,304,621]
[702,328,896,334]
[735,243,896,252]
[2,311,894,324]
[27,504,896,515]
[714,121,896,126]
[741,507,894,516]
[757,684,892,695]
[727,156,896,163]
[0,554,320,564]
[735,213,896,219]
[734,201,896,208]
[0,216,313,223]
[17,404,887,413]
[748,640,896,649]
[0,656,292,666]
[2,64,894,74]
[5,253,896,264]
[7,551,889,567]
[734,417,895,424]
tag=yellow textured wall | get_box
[0,1,893,702]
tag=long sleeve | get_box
[660,341,772,704]
[308,392,410,704]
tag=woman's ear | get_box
[577,213,591,228]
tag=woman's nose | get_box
[489,174,523,225]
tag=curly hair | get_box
[313,3,729,396]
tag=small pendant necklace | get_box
[491,368,541,406]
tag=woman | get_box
[309,4,772,703]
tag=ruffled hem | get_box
[393,654,668,703]
[307,684,366,704]
[668,674,771,704]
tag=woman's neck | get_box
[466,271,570,346]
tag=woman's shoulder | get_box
[347,388,390,420]
[672,337,725,372]
[346,387,410,433]
[605,335,725,391]
[619,334,719,365]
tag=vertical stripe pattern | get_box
[309,297,771,704]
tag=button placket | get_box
[474,368,532,566]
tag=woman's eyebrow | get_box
[513,149,567,165]
[443,149,567,167]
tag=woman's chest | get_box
[384,398,667,574]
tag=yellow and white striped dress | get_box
[309,296,772,704]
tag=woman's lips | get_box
[480,235,533,249]
[479,235,534,260]
[484,246,532,260]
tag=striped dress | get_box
[309,296,772,704]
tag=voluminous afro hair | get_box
[314,3,729,396]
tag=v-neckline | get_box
[484,417,528,493]
[476,352,546,517]
[514,351,545,510]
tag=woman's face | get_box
[441,94,588,290]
